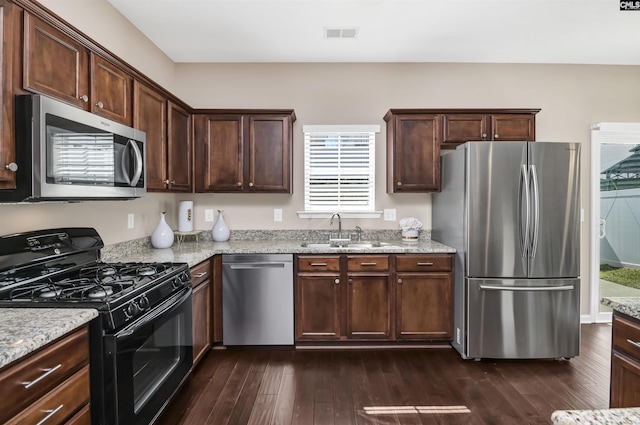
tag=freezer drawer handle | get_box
[479,284,574,292]
[627,339,640,350]
[229,263,286,269]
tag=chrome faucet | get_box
[330,213,342,239]
[355,225,362,241]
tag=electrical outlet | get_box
[127,213,134,229]
[383,209,396,221]
[205,209,214,222]
[274,209,283,222]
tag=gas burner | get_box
[86,285,114,299]
[37,287,62,299]
[99,267,118,277]
[137,266,157,276]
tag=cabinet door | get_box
[167,101,192,192]
[491,114,535,141]
[295,274,342,340]
[346,274,392,339]
[134,81,167,191]
[246,115,291,192]
[0,2,19,188]
[192,278,212,366]
[90,54,133,125]
[442,114,489,147]
[387,114,441,192]
[396,272,453,340]
[194,114,244,192]
[23,12,90,108]
[611,351,640,408]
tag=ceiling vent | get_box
[324,27,359,39]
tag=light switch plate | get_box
[274,209,283,222]
[127,213,134,229]
[383,209,396,221]
[205,209,214,222]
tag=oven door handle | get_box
[116,287,192,339]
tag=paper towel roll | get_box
[178,201,194,232]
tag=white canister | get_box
[178,201,194,232]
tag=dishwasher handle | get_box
[228,262,287,269]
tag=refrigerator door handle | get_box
[479,284,574,292]
[529,164,540,258]
[518,164,530,257]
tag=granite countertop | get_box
[601,297,640,320]
[101,236,456,268]
[0,308,98,370]
[551,407,640,424]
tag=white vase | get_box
[212,210,230,242]
[151,212,174,248]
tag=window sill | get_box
[297,211,383,219]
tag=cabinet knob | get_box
[4,162,18,172]
[163,179,171,185]
[348,278,353,284]
[237,182,242,187]
[96,101,104,109]
[398,278,403,284]
[249,182,254,187]
[482,133,487,139]
[494,134,499,139]
[80,95,88,102]
[170,180,176,185]
[397,181,402,186]
[334,279,340,285]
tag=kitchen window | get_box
[299,125,381,218]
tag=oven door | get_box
[102,287,193,425]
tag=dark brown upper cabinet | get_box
[442,111,539,148]
[194,110,295,193]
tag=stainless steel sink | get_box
[300,241,400,250]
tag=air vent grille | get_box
[324,27,359,39]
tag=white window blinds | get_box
[303,125,379,212]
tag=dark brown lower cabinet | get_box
[190,260,212,367]
[295,253,453,343]
[610,312,640,407]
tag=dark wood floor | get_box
[174,324,612,425]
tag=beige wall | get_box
[4,0,640,315]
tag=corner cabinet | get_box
[194,110,295,193]
[384,109,539,192]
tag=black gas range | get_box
[0,228,193,425]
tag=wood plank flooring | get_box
[174,324,612,425]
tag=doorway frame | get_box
[590,122,640,323]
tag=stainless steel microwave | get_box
[1,94,146,202]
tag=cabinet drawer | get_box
[0,326,89,424]
[395,254,453,272]
[298,256,341,272]
[613,314,640,360]
[6,365,90,425]
[347,255,389,272]
[191,260,211,287]
[66,404,91,425]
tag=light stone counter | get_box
[551,408,640,424]
[0,308,98,369]
[601,297,640,320]
[101,234,456,268]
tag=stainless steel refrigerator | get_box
[432,141,581,360]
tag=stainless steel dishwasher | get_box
[222,254,294,345]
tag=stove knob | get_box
[126,301,140,317]
[138,295,150,311]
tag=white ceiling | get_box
[107,0,640,65]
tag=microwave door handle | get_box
[123,139,143,187]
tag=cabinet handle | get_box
[23,364,62,389]
[397,181,402,186]
[193,272,207,278]
[627,339,640,349]
[80,95,88,102]
[398,278,403,284]
[494,134,499,139]
[335,279,340,285]
[348,279,352,283]
[5,162,18,172]
[237,182,242,187]
[36,404,64,425]
[96,101,104,108]
[249,182,254,187]
[310,263,328,266]
[360,262,377,266]
[163,179,170,185]
[417,262,434,266]
[170,180,176,185]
